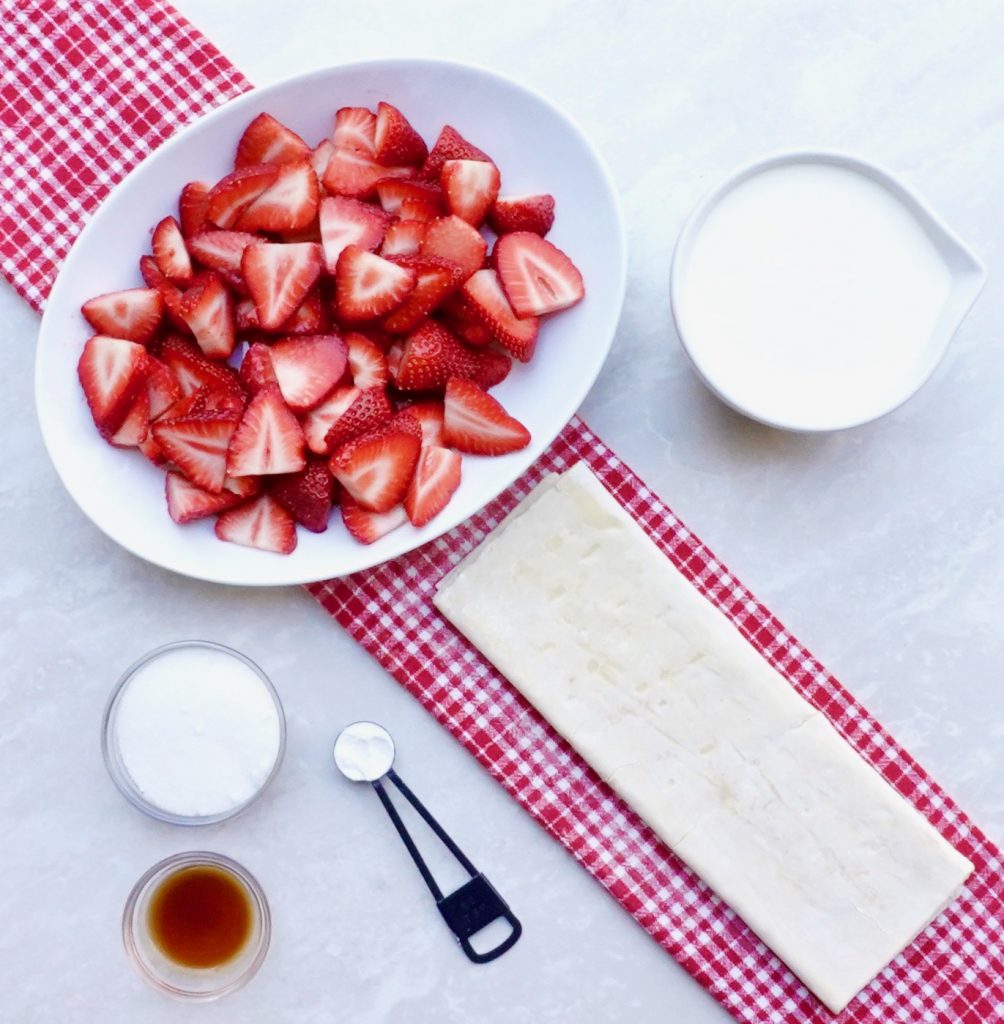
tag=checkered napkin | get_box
[3,3,1002,1022]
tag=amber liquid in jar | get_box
[147,865,252,968]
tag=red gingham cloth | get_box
[2,4,1002,1022]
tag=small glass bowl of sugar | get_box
[102,641,286,825]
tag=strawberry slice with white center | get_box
[165,470,242,523]
[380,220,427,258]
[461,268,540,362]
[323,386,393,451]
[215,493,297,554]
[81,288,163,345]
[404,446,462,528]
[223,474,261,498]
[227,385,306,476]
[440,160,500,227]
[333,106,377,150]
[302,385,360,455]
[487,193,555,236]
[375,179,443,217]
[242,241,323,331]
[152,409,241,493]
[334,246,416,323]
[382,255,464,334]
[270,457,335,533]
[238,342,278,395]
[395,320,478,393]
[109,388,150,448]
[235,113,311,169]
[145,356,182,419]
[140,256,190,332]
[311,139,335,184]
[77,335,149,436]
[374,101,428,167]
[419,125,491,182]
[443,377,531,455]
[340,496,408,545]
[399,196,441,223]
[152,216,193,285]
[329,427,421,513]
[188,230,258,291]
[159,335,244,398]
[237,159,319,232]
[319,195,391,275]
[268,333,347,411]
[180,271,236,359]
[323,146,412,201]
[178,181,210,237]
[420,215,487,280]
[206,163,278,229]
[492,231,585,317]
[402,401,445,447]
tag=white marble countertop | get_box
[3,2,1003,1021]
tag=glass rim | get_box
[101,640,286,826]
[122,850,270,1001]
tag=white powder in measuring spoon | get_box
[113,645,282,818]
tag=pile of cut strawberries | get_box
[77,102,584,553]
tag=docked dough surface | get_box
[434,462,972,1013]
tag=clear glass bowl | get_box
[123,851,270,1000]
[101,640,286,826]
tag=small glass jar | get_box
[101,640,286,826]
[123,851,270,1000]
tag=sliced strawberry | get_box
[165,470,242,523]
[242,241,323,331]
[180,272,236,359]
[493,232,584,317]
[188,229,258,290]
[77,335,149,436]
[380,220,426,258]
[237,159,319,232]
[270,457,335,532]
[138,433,168,467]
[227,385,306,476]
[178,181,210,237]
[440,160,500,227]
[206,163,278,228]
[161,384,245,422]
[269,333,347,411]
[443,377,530,455]
[329,428,420,512]
[395,320,478,393]
[140,256,190,332]
[319,195,391,275]
[472,349,512,390]
[340,496,408,545]
[215,493,297,554]
[462,268,539,361]
[487,193,555,236]
[276,288,328,335]
[223,474,261,498]
[439,290,495,347]
[420,125,491,182]
[405,446,462,527]
[145,356,182,419]
[152,216,193,285]
[109,387,150,448]
[323,386,393,450]
[382,255,462,334]
[152,410,240,492]
[374,101,428,166]
[402,401,445,447]
[333,106,377,150]
[399,196,440,223]
[81,288,163,345]
[421,216,487,280]
[311,139,335,185]
[160,334,244,398]
[238,342,278,394]
[345,331,389,387]
[302,385,359,455]
[334,246,415,323]
[375,179,443,217]
[235,113,310,169]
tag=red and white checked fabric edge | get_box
[0,0,250,312]
[309,417,1004,1024]
[3,1,1002,1020]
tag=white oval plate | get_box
[35,59,626,586]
